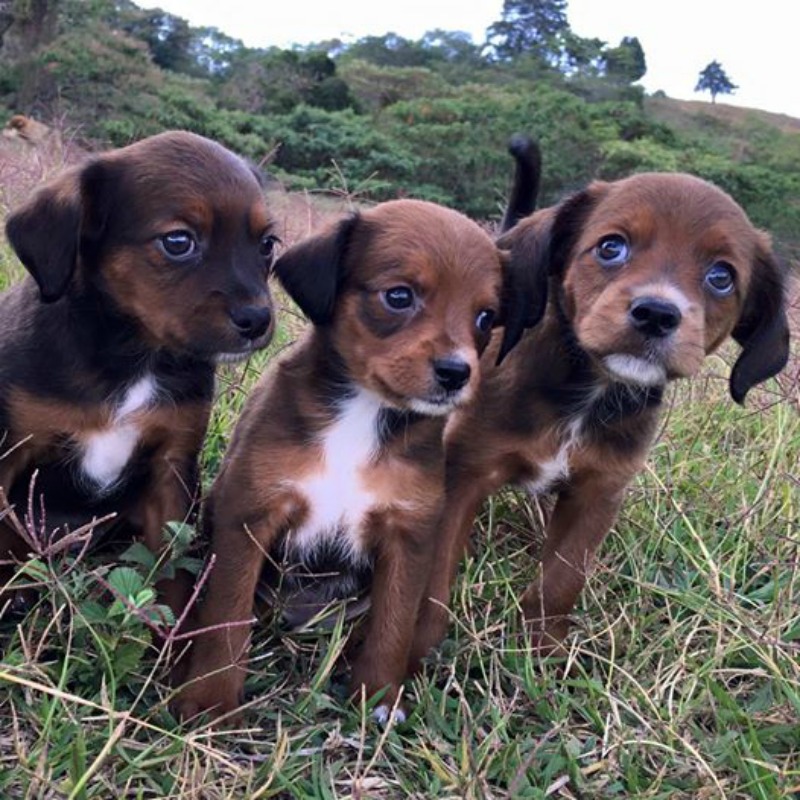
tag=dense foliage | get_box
[0,0,798,255]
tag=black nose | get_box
[230,305,271,340]
[433,357,471,392]
[628,297,682,338]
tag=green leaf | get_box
[119,541,158,570]
[113,639,147,680]
[20,558,49,582]
[164,520,196,551]
[107,566,145,598]
[78,600,109,624]
[133,588,156,607]
[145,603,175,628]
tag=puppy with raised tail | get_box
[174,198,533,722]
[408,140,790,667]
[0,131,277,613]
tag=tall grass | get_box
[0,135,798,799]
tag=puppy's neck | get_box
[304,330,426,447]
[29,280,212,398]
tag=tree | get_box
[604,36,646,84]
[695,60,737,103]
[486,0,570,66]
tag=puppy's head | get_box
[275,199,528,415]
[5,130,276,361]
[500,173,790,403]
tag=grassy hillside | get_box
[1,113,799,798]
[2,1,800,262]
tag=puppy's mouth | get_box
[376,387,467,417]
[214,340,264,365]
[407,387,474,417]
[215,350,253,365]
[372,375,472,418]
[602,354,667,387]
[407,396,461,417]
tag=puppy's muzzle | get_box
[433,357,472,393]
[628,297,682,339]
[229,305,272,341]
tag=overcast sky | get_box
[151,0,798,119]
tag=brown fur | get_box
[2,114,55,146]
[407,173,790,666]
[0,131,276,614]
[173,199,532,721]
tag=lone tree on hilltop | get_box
[695,60,737,103]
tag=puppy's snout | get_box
[230,305,272,340]
[433,357,472,393]
[628,297,682,338]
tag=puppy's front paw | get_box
[372,703,407,726]
[171,674,244,725]
[522,616,571,658]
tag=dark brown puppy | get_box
[174,199,531,723]
[0,131,276,613]
[408,163,790,667]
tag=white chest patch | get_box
[289,390,383,562]
[80,374,158,492]
[525,417,583,496]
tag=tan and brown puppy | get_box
[408,167,790,667]
[174,199,532,722]
[2,114,55,146]
[0,131,277,613]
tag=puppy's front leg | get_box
[521,469,629,652]
[0,451,37,607]
[350,513,437,723]
[172,498,287,722]
[407,475,492,674]
[138,451,201,616]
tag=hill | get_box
[0,1,799,260]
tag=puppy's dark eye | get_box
[382,286,415,311]
[595,234,630,267]
[159,230,197,260]
[705,262,736,296]
[259,233,280,262]
[476,309,496,332]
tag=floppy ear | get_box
[495,218,551,364]
[729,242,790,404]
[5,169,82,302]
[272,214,360,325]
[494,186,602,364]
[4,156,118,302]
[76,158,121,268]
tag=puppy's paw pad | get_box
[372,704,406,726]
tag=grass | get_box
[1,137,799,799]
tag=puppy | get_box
[2,114,55,147]
[173,198,532,722]
[0,131,276,613]
[408,152,790,667]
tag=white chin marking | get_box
[373,704,407,726]
[604,355,666,387]
[408,398,458,417]
[215,350,251,365]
